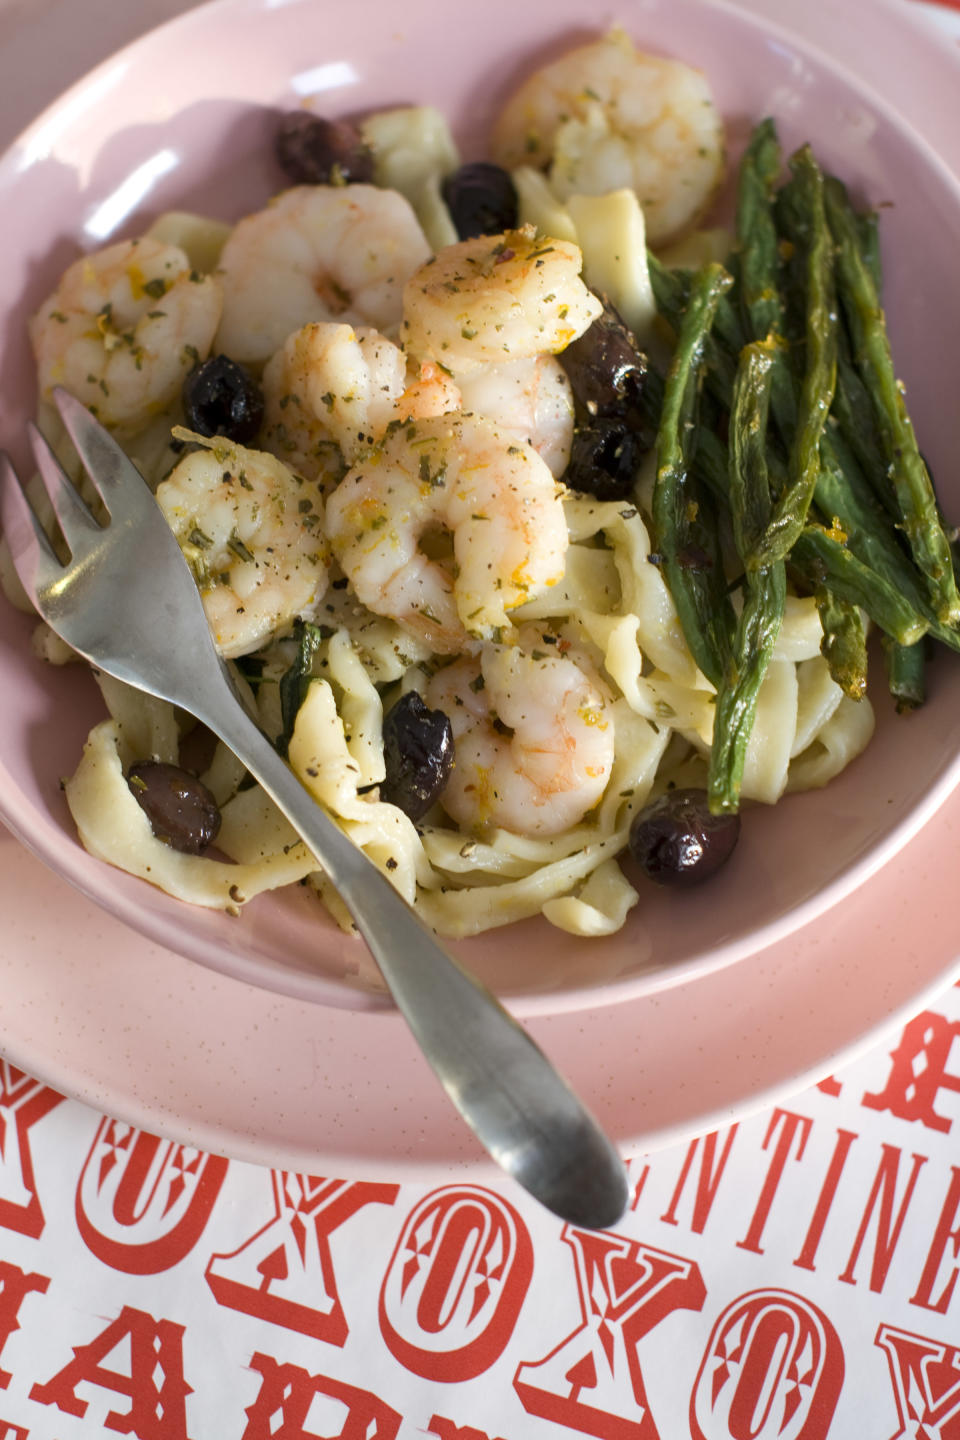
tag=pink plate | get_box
[0,0,957,1171]
[0,0,959,1026]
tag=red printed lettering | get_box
[876,1323,960,1439]
[241,1351,400,1439]
[838,1144,926,1291]
[428,1418,506,1440]
[911,1166,960,1314]
[207,1175,397,1343]
[863,1012,960,1133]
[76,1120,227,1274]
[380,1185,532,1381]
[0,1262,49,1388]
[738,1111,813,1256]
[0,1065,64,1238]
[0,1422,28,1439]
[690,1289,843,1440]
[513,1231,705,1438]
[793,1129,858,1272]
[660,1127,738,1233]
[29,1304,193,1439]
[627,1159,650,1212]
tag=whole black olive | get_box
[441,163,519,240]
[275,112,374,186]
[558,297,652,436]
[182,355,265,443]
[628,788,740,887]
[564,419,646,502]
[127,761,222,855]
[380,692,454,821]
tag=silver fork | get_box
[0,386,629,1229]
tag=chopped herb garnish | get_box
[227,531,255,563]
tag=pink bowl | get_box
[0,0,959,1017]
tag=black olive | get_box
[559,298,651,426]
[380,692,454,821]
[127,761,222,855]
[275,112,374,186]
[628,788,740,886]
[441,163,519,240]
[182,355,265,443]
[563,419,645,502]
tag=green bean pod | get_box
[708,341,786,814]
[815,589,867,700]
[736,120,783,338]
[752,147,837,568]
[653,262,737,690]
[824,174,960,624]
[816,431,928,616]
[735,119,798,449]
[790,527,926,646]
[881,636,927,712]
[831,341,898,520]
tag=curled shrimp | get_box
[261,322,461,486]
[400,225,601,376]
[457,353,574,478]
[324,412,567,653]
[155,434,328,658]
[215,184,432,365]
[30,237,222,430]
[261,321,408,484]
[425,636,615,837]
[491,30,724,247]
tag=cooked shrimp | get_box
[29,237,222,430]
[491,29,724,247]
[394,359,462,424]
[155,435,328,658]
[215,184,432,365]
[324,412,567,653]
[261,321,408,483]
[425,637,615,836]
[400,225,601,376]
[262,322,463,486]
[457,354,574,478]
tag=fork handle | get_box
[192,668,628,1229]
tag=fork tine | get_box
[0,451,62,608]
[27,422,101,556]
[52,386,152,519]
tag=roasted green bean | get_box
[816,589,867,700]
[882,637,927,712]
[653,262,736,690]
[708,341,786,814]
[752,147,837,568]
[790,527,925,646]
[825,174,960,624]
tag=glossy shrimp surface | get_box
[491,30,724,246]
[400,226,601,376]
[261,321,462,487]
[324,412,567,653]
[426,635,615,837]
[30,238,222,430]
[261,321,408,484]
[154,437,329,659]
[457,353,575,478]
[215,184,432,365]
